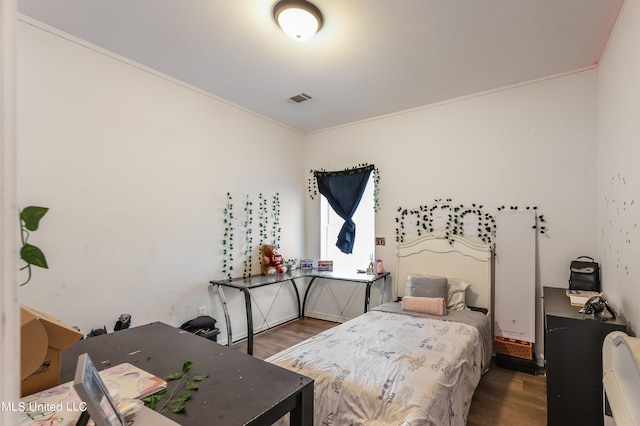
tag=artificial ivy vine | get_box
[222,192,282,280]
[222,193,234,281]
[395,199,547,247]
[242,195,253,279]
[497,205,547,234]
[271,193,281,247]
[308,163,381,212]
[258,193,268,248]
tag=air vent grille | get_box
[287,92,312,103]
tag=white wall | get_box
[597,0,640,336]
[16,18,306,343]
[14,3,640,370]
[304,70,599,362]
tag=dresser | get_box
[544,287,626,426]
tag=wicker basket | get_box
[494,336,533,360]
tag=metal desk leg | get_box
[216,284,233,348]
[289,279,302,318]
[301,277,317,318]
[365,282,372,313]
[379,275,388,305]
[240,288,254,356]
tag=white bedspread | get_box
[267,307,490,425]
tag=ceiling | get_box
[17,0,625,134]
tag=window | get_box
[320,175,375,273]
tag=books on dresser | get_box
[565,289,601,306]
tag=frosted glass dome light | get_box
[273,0,323,41]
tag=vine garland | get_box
[258,193,268,248]
[242,195,253,279]
[222,193,234,280]
[395,199,547,247]
[221,192,282,280]
[308,163,381,213]
[272,193,281,247]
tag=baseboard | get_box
[495,353,539,375]
[302,310,354,323]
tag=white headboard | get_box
[395,234,493,312]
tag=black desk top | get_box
[60,322,312,425]
[543,286,625,325]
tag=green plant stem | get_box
[157,374,188,413]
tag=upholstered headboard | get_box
[395,233,493,312]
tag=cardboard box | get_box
[20,305,83,396]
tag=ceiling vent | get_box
[287,92,313,104]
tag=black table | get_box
[211,270,389,354]
[60,322,313,426]
[543,287,626,426]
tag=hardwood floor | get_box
[233,318,547,425]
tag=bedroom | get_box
[2,0,639,423]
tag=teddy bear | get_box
[261,244,287,275]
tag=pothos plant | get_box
[19,206,49,286]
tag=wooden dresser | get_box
[544,286,626,426]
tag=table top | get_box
[543,286,625,325]
[211,269,389,289]
[60,322,313,425]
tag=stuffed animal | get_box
[261,244,287,275]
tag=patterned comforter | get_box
[266,303,491,425]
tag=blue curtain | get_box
[315,165,373,254]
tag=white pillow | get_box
[447,278,471,311]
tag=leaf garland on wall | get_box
[308,163,381,213]
[221,193,234,280]
[242,195,253,279]
[272,193,281,247]
[395,199,547,247]
[221,192,282,280]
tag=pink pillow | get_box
[402,296,447,316]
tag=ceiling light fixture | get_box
[273,0,323,41]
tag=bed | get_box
[266,234,493,425]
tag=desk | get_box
[301,271,390,318]
[210,270,390,355]
[60,322,313,426]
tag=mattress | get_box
[267,303,491,425]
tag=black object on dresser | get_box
[544,287,626,426]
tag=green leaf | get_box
[192,374,209,381]
[143,393,163,410]
[177,392,192,403]
[166,372,184,380]
[20,244,48,268]
[170,403,186,413]
[20,206,49,231]
[182,361,194,374]
[186,382,199,391]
